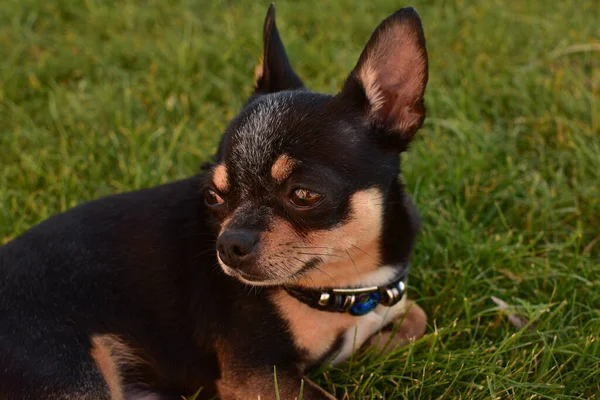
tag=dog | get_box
[0,4,429,399]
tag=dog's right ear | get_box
[340,7,428,151]
[253,4,304,95]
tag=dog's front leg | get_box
[216,370,335,400]
[215,338,335,400]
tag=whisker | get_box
[292,246,340,250]
[346,249,361,280]
[293,246,344,253]
[290,256,339,286]
[277,241,295,247]
[292,246,347,255]
[312,265,338,286]
[350,244,378,261]
[192,248,217,260]
[211,262,224,276]
[289,257,336,286]
[292,256,306,266]
[296,252,347,259]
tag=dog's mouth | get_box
[218,256,322,287]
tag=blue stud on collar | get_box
[349,291,382,316]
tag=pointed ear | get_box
[341,7,428,148]
[253,4,304,95]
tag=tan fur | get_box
[253,55,264,86]
[299,188,383,287]
[359,64,387,113]
[212,164,229,193]
[270,153,295,182]
[356,22,427,132]
[273,289,357,361]
[90,336,125,400]
[216,374,304,400]
[90,334,152,400]
[215,338,333,400]
[217,376,333,400]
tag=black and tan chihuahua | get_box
[0,4,429,399]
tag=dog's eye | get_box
[204,189,225,206]
[290,188,324,208]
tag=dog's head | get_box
[203,5,428,288]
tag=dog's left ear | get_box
[253,4,304,95]
[341,7,428,150]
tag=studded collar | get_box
[284,267,407,316]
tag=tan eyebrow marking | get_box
[270,154,296,182]
[213,164,229,193]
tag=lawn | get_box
[1,0,599,398]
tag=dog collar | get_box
[284,269,407,316]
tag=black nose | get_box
[217,230,258,267]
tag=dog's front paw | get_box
[368,301,427,353]
[217,374,336,400]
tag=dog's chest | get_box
[272,291,408,366]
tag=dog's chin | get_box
[219,263,292,287]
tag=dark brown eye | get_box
[204,189,225,206]
[290,188,324,208]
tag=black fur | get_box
[0,5,428,399]
[253,4,304,96]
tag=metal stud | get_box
[340,295,355,311]
[381,285,403,306]
[318,292,331,307]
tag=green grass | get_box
[1,0,599,398]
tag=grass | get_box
[1,0,599,398]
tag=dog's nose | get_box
[217,230,258,267]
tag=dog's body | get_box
[0,5,429,400]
